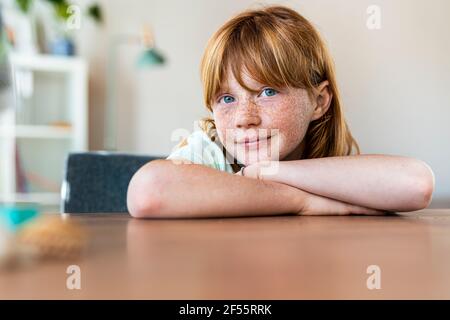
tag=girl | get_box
[127,5,434,218]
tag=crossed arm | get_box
[127,155,434,218]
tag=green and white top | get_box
[166,130,236,174]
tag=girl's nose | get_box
[234,100,261,129]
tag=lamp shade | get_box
[137,47,165,68]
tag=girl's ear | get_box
[311,81,333,121]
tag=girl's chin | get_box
[229,141,285,166]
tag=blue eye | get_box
[261,88,277,97]
[221,95,235,104]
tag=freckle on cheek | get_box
[267,94,311,157]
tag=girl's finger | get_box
[348,204,387,215]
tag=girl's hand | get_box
[240,161,274,179]
[235,166,245,176]
[242,161,389,215]
[300,191,388,216]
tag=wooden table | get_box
[1,209,450,299]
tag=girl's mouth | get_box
[241,135,272,148]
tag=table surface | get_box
[1,209,450,299]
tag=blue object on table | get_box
[50,38,75,56]
[61,152,163,214]
[0,204,40,231]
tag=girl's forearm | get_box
[250,154,435,212]
[127,160,304,218]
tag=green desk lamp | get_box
[104,25,165,151]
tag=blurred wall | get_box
[75,0,450,208]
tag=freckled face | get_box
[211,71,315,166]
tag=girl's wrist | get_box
[238,161,291,182]
[243,161,283,180]
[236,166,246,176]
[241,163,259,179]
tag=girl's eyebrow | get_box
[215,87,231,98]
[217,84,268,96]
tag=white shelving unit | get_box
[0,53,88,208]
